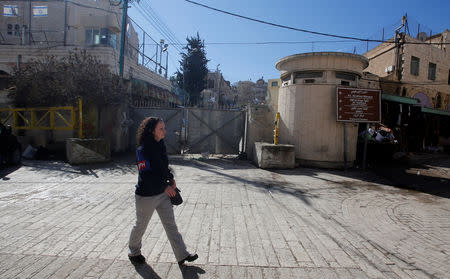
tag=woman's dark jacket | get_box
[135,139,173,196]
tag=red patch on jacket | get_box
[137,160,147,171]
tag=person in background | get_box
[128,117,198,266]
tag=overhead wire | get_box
[134,0,184,54]
[184,0,450,46]
[130,5,182,73]
[139,1,185,48]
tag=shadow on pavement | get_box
[134,263,162,279]
[180,265,206,279]
[371,159,450,199]
[0,164,21,180]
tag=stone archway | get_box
[413,92,432,108]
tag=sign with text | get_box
[337,87,381,123]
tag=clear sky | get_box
[128,0,450,84]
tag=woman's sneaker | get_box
[129,254,146,265]
[178,253,198,266]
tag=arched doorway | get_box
[413,92,431,108]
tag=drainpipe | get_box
[119,0,128,78]
[63,0,67,46]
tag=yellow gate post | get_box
[78,98,83,139]
[274,112,280,145]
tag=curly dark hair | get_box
[136,116,163,147]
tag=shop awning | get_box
[381,93,419,105]
[421,107,450,116]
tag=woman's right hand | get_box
[165,186,176,197]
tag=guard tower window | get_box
[428,63,436,81]
[335,72,356,81]
[410,56,420,76]
[271,81,278,87]
[295,71,323,79]
[294,71,323,84]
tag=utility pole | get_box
[119,0,128,78]
[165,50,168,78]
[64,0,68,46]
[159,39,164,74]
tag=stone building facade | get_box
[235,78,268,107]
[201,71,236,108]
[0,0,172,102]
[364,30,450,111]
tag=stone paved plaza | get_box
[0,156,449,278]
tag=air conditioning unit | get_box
[385,65,395,73]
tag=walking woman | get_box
[128,117,198,266]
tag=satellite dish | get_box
[417,32,427,42]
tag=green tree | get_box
[9,50,126,107]
[177,32,209,106]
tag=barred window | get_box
[410,56,420,76]
[428,63,436,81]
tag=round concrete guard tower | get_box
[275,52,369,168]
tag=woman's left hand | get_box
[171,179,177,189]
[165,185,176,197]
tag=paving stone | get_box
[0,157,448,278]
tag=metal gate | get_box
[185,108,245,154]
[130,107,183,154]
[130,106,246,155]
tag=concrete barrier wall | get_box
[246,105,275,159]
[253,142,295,169]
[66,138,110,164]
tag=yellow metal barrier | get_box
[0,98,83,138]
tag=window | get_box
[207,79,214,89]
[271,81,278,87]
[100,28,109,45]
[340,81,350,86]
[295,71,323,79]
[428,63,436,81]
[410,56,420,76]
[448,69,450,85]
[435,93,442,109]
[85,28,100,45]
[402,87,407,97]
[109,33,117,49]
[335,72,356,81]
[86,27,118,49]
[304,79,315,84]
